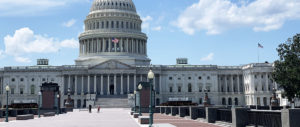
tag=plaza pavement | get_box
[0,108,139,127]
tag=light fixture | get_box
[138,84,142,90]
[148,70,154,79]
[5,85,10,92]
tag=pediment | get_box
[90,60,132,69]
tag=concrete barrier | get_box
[139,116,150,124]
[44,112,55,117]
[206,107,218,123]
[281,109,300,127]
[232,108,249,127]
[179,107,189,117]
[166,107,171,115]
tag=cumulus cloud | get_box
[0,0,87,16]
[175,0,300,35]
[15,56,31,63]
[3,27,78,63]
[63,19,76,27]
[201,53,214,61]
[152,26,162,31]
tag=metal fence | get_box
[248,111,282,127]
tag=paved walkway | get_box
[0,109,139,127]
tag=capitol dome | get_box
[90,0,136,13]
[76,0,150,66]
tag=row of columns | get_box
[64,74,159,95]
[219,75,242,93]
[79,38,147,55]
[86,20,141,31]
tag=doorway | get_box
[110,85,114,95]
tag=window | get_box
[198,76,202,80]
[207,76,210,80]
[42,78,46,82]
[111,21,114,28]
[116,21,119,28]
[20,88,23,94]
[169,87,173,93]
[199,86,202,92]
[126,22,128,28]
[188,77,191,80]
[102,22,104,28]
[20,78,24,82]
[255,75,257,79]
[12,78,15,82]
[178,86,181,92]
[31,85,35,94]
[169,77,172,80]
[31,78,35,82]
[11,88,14,94]
[106,21,109,28]
[188,83,192,92]
[121,22,124,28]
[178,77,181,80]
[199,98,203,104]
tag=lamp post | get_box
[57,94,60,115]
[5,85,10,122]
[271,87,279,107]
[148,69,155,127]
[38,91,41,118]
[134,91,137,113]
[138,84,143,116]
[203,88,209,107]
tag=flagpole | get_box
[257,46,259,63]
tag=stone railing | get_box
[155,106,300,127]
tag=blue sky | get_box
[0,0,300,67]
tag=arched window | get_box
[228,98,232,105]
[116,21,119,28]
[188,83,192,92]
[222,98,226,105]
[169,86,173,93]
[263,97,267,106]
[31,85,35,95]
[234,98,238,105]
[111,21,114,28]
[199,98,203,104]
[178,86,181,92]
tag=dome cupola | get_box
[90,0,136,13]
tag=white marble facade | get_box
[0,0,280,108]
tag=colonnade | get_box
[218,74,243,93]
[79,38,146,55]
[63,73,159,96]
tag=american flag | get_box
[112,38,119,43]
[258,43,263,48]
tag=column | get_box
[102,38,105,52]
[134,74,136,91]
[121,74,124,94]
[237,75,240,93]
[266,73,269,91]
[108,38,111,52]
[94,75,97,94]
[114,40,117,52]
[159,74,162,94]
[225,75,228,93]
[87,75,90,94]
[132,39,134,53]
[140,74,142,82]
[81,75,84,95]
[120,38,123,52]
[75,75,77,95]
[153,75,156,91]
[126,38,129,53]
[127,74,130,93]
[101,75,104,95]
[68,75,71,89]
[231,75,234,93]
[114,74,117,95]
[107,75,110,95]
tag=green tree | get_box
[273,34,300,102]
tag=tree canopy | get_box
[273,34,300,101]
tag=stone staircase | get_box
[95,95,130,108]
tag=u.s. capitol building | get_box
[0,0,281,108]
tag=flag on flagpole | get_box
[258,43,264,48]
[112,38,119,43]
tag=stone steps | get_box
[95,98,130,108]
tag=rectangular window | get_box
[169,87,173,93]
[11,88,14,94]
[178,86,181,92]
[20,88,23,94]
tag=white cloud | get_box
[201,53,214,61]
[141,16,153,30]
[152,26,162,31]
[15,56,31,63]
[63,19,76,27]
[0,0,87,16]
[175,0,300,35]
[3,27,78,63]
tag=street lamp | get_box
[271,87,279,107]
[138,84,143,116]
[57,94,60,115]
[5,85,10,122]
[134,91,137,113]
[148,69,155,127]
[38,91,41,118]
